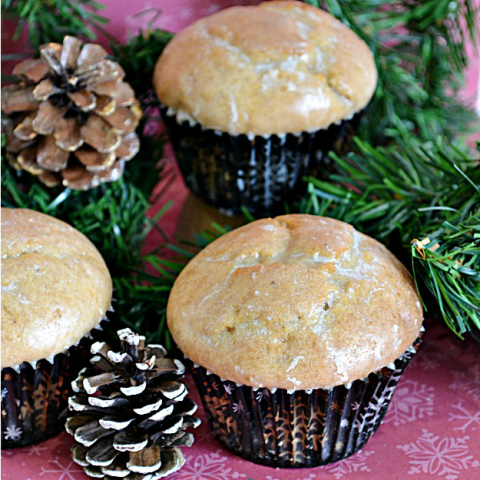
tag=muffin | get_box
[154,1,377,215]
[1,208,112,448]
[167,214,423,467]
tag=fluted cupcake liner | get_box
[1,319,108,449]
[161,106,362,216]
[190,337,422,468]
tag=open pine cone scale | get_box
[66,329,200,479]
[2,36,141,190]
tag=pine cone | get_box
[1,36,141,190]
[66,328,200,479]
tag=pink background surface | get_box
[2,1,480,479]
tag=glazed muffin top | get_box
[154,1,377,136]
[167,215,422,390]
[1,208,112,367]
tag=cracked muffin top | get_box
[1,208,112,367]
[167,215,422,390]
[154,1,377,136]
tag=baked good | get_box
[1,208,112,448]
[167,214,423,467]
[154,1,377,214]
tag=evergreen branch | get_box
[411,217,480,339]
[2,0,109,52]
[306,0,479,142]
[301,138,479,244]
[110,28,174,94]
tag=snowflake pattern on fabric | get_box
[415,347,449,371]
[449,364,480,400]
[397,429,480,480]
[4,425,22,441]
[449,402,480,433]
[384,379,434,426]
[322,449,375,479]
[1,387,7,399]
[231,402,244,413]
[195,423,217,444]
[39,457,84,480]
[174,451,247,480]
[179,7,194,20]
[23,444,48,456]
[205,3,221,14]
[224,383,235,395]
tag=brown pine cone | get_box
[66,328,200,479]
[1,36,141,190]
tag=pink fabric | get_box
[2,1,480,478]
[2,319,480,480]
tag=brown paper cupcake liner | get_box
[1,318,108,449]
[189,336,422,468]
[161,105,362,216]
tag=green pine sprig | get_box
[110,28,174,94]
[2,0,110,53]
[411,217,480,339]
[306,0,478,143]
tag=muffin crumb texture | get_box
[154,1,377,135]
[1,208,112,367]
[167,215,422,390]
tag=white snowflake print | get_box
[416,347,448,371]
[323,449,374,479]
[335,441,344,452]
[397,429,480,480]
[255,389,268,402]
[204,4,220,15]
[1,387,7,399]
[449,364,480,400]
[449,402,480,433]
[179,7,193,21]
[340,419,350,428]
[351,401,361,411]
[231,402,244,413]
[23,443,47,456]
[224,383,235,395]
[39,457,84,480]
[174,450,246,480]
[385,379,434,426]
[4,425,22,440]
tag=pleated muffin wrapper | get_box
[189,333,423,468]
[1,317,110,449]
[161,105,363,216]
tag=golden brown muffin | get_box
[167,215,422,390]
[1,208,112,367]
[154,1,377,136]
